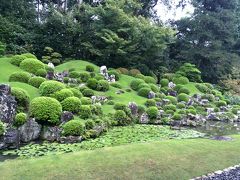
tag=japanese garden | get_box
[1,0,240,179]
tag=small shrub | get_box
[146,107,158,120]
[79,105,92,119]
[28,76,46,88]
[178,87,190,95]
[69,88,83,98]
[138,105,145,114]
[82,88,94,97]
[12,87,30,111]
[144,76,157,84]
[21,53,37,59]
[161,117,170,124]
[87,78,98,90]
[9,72,31,83]
[20,58,45,74]
[39,80,65,96]
[177,93,190,102]
[129,69,141,76]
[138,83,150,90]
[135,74,145,79]
[0,121,5,136]
[69,71,80,78]
[195,84,210,93]
[79,72,91,82]
[97,80,109,91]
[173,76,189,85]
[162,73,175,81]
[114,103,127,111]
[62,120,85,136]
[85,119,95,130]
[109,70,120,81]
[165,96,177,104]
[137,88,151,98]
[14,113,27,127]
[172,113,182,120]
[177,103,186,109]
[86,65,95,72]
[81,97,92,105]
[111,82,122,89]
[10,55,26,66]
[202,94,215,102]
[166,110,174,115]
[164,104,176,111]
[35,69,47,78]
[90,104,103,116]
[30,97,62,124]
[187,109,197,115]
[174,84,184,92]
[107,100,115,105]
[61,97,81,113]
[130,79,145,90]
[145,99,156,107]
[117,68,129,75]
[215,100,227,107]
[160,79,169,87]
[114,110,128,125]
[95,75,105,80]
[53,89,74,102]
[149,84,159,93]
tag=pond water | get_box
[189,120,240,136]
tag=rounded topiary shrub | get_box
[177,93,190,102]
[62,120,85,136]
[117,68,129,75]
[85,119,95,130]
[28,76,46,88]
[79,72,91,82]
[69,88,83,99]
[149,84,159,93]
[195,84,210,93]
[160,79,169,87]
[172,113,182,120]
[110,82,122,89]
[95,75,105,80]
[137,88,151,98]
[109,70,120,81]
[61,97,81,113]
[90,104,103,116]
[81,97,92,105]
[146,107,158,120]
[145,99,156,107]
[130,79,145,90]
[0,121,5,136]
[11,87,30,111]
[86,65,95,72]
[87,78,98,90]
[178,87,190,95]
[138,105,146,114]
[10,55,26,66]
[114,110,128,125]
[137,83,150,90]
[173,76,189,85]
[165,96,177,104]
[164,104,176,112]
[82,88,94,97]
[35,69,47,78]
[20,58,45,74]
[14,113,27,127]
[114,103,127,111]
[97,80,109,91]
[135,74,145,79]
[53,89,74,102]
[69,71,80,78]
[174,84,184,92]
[9,72,31,83]
[39,80,65,96]
[79,105,92,119]
[215,100,227,107]
[30,97,62,124]
[129,69,141,77]
[176,103,186,109]
[21,53,37,59]
[144,76,157,84]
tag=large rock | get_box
[0,128,20,150]
[19,118,42,142]
[41,126,61,142]
[0,84,17,124]
[61,111,74,123]
[59,136,83,143]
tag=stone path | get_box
[191,165,240,180]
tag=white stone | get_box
[48,62,55,69]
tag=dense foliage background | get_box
[0,0,240,83]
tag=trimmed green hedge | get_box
[20,58,45,74]
[62,120,85,136]
[9,72,31,83]
[39,80,65,96]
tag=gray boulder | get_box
[61,111,74,123]
[0,128,20,150]
[41,126,61,142]
[139,113,149,124]
[19,118,42,142]
[59,136,83,143]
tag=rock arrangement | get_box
[100,66,116,82]
[191,164,240,180]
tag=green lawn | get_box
[56,60,100,72]
[1,136,240,180]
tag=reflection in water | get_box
[191,121,240,136]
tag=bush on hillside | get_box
[137,87,151,98]
[173,76,189,85]
[69,71,80,78]
[146,107,158,120]
[172,113,182,120]
[178,87,190,95]
[176,103,186,109]
[85,119,95,130]
[79,72,91,82]
[145,99,156,107]
[62,120,85,136]
[144,76,157,84]
[30,97,62,124]
[162,73,175,81]
[117,68,129,75]
[177,93,190,102]
[130,79,145,90]
[90,104,103,116]
[97,80,109,91]
[109,70,120,81]
[0,121,5,136]
[9,72,31,83]
[61,97,81,113]
[20,58,45,74]
[164,104,176,111]
[81,97,92,105]
[137,83,150,90]
[87,78,98,90]
[11,87,30,111]
[14,113,27,127]
[53,89,74,102]
[149,84,159,93]
[39,80,65,96]
[79,105,92,119]
[135,74,145,79]
[21,53,37,59]
[110,82,122,89]
[160,79,169,87]
[114,103,127,111]
[28,77,45,88]
[195,84,210,93]
[35,69,47,78]
[129,69,141,77]
[114,110,129,125]
[82,88,94,97]
[86,65,95,72]
[215,100,227,107]
[69,88,83,98]
[165,96,177,104]
[176,63,202,82]
[10,55,26,66]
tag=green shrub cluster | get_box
[39,80,65,96]
[129,69,141,77]
[69,88,83,98]
[172,113,182,120]
[145,99,156,107]
[160,79,169,87]
[86,65,95,72]
[10,55,26,66]
[117,68,129,75]
[114,110,128,125]
[137,87,151,98]
[82,88,94,97]
[97,80,109,91]
[21,53,37,59]
[130,79,145,90]
[164,104,176,111]
[114,103,127,111]
[28,76,46,88]
[109,70,120,81]
[146,107,158,120]
[61,97,81,113]
[177,93,190,102]
[0,121,5,136]
[62,120,85,136]
[79,72,91,82]
[14,113,27,127]
[81,97,92,105]
[53,89,74,102]
[30,97,62,124]
[85,119,95,130]
[165,96,177,104]
[195,84,210,93]
[35,69,47,78]
[87,78,98,90]
[176,63,202,82]
[20,58,45,74]
[9,72,31,83]
[69,71,80,78]
[149,84,159,93]
[178,87,190,95]
[79,105,92,119]
[173,76,189,85]
[110,82,122,89]
[144,76,156,84]
[215,100,227,107]
[12,87,30,111]
[90,104,103,116]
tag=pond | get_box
[189,120,240,136]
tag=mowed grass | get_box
[56,60,100,72]
[1,136,240,180]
